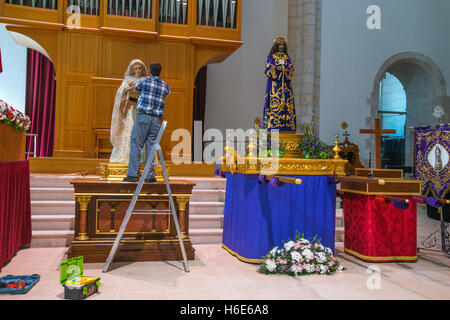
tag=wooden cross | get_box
[360,118,396,169]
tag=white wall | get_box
[204,0,289,134]
[0,24,27,113]
[319,0,450,165]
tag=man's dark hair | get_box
[150,63,162,76]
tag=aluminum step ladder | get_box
[102,121,190,273]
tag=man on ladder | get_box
[124,62,170,183]
[102,62,189,273]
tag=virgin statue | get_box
[110,59,148,163]
[263,37,296,132]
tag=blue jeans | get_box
[127,113,161,179]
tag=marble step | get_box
[172,177,226,190]
[189,202,225,215]
[335,227,345,242]
[31,188,75,201]
[336,208,344,227]
[30,230,74,248]
[190,215,224,229]
[191,190,226,202]
[31,175,81,188]
[190,228,223,245]
[31,215,75,231]
[31,200,75,215]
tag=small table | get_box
[68,178,196,263]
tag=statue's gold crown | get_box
[273,38,287,46]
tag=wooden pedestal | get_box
[68,178,196,263]
[0,123,26,161]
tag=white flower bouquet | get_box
[259,232,344,276]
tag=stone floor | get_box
[0,208,449,300]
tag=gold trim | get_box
[97,163,170,182]
[221,157,348,176]
[176,196,190,211]
[221,244,265,264]
[344,248,417,262]
[76,196,91,211]
[76,233,90,241]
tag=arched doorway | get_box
[370,52,448,172]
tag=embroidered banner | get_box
[414,124,450,198]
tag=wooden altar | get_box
[68,178,196,263]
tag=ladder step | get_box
[132,210,173,215]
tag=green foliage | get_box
[297,124,333,159]
[254,119,286,158]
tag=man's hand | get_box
[128,81,134,87]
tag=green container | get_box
[60,256,101,300]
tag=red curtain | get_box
[0,161,32,268]
[25,49,56,158]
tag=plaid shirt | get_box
[134,76,170,117]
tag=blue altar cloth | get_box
[222,173,336,263]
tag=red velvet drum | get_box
[343,194,417,262]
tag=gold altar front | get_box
[221,157,347,176]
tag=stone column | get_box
[288,0,322,132]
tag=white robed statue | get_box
[110,59,148,163]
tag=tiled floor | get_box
[1,208,449,300]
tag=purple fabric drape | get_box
[414,124,450,198]
[25,49,56,158]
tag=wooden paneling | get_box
[157,41,188,87]
[66,33,100,75]
[103,14,154,31]
[63,82,90,151]
[101,36,155,78]
[65,82,89,127]
[92,82,120,129]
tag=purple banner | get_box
[414,124,450,198]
